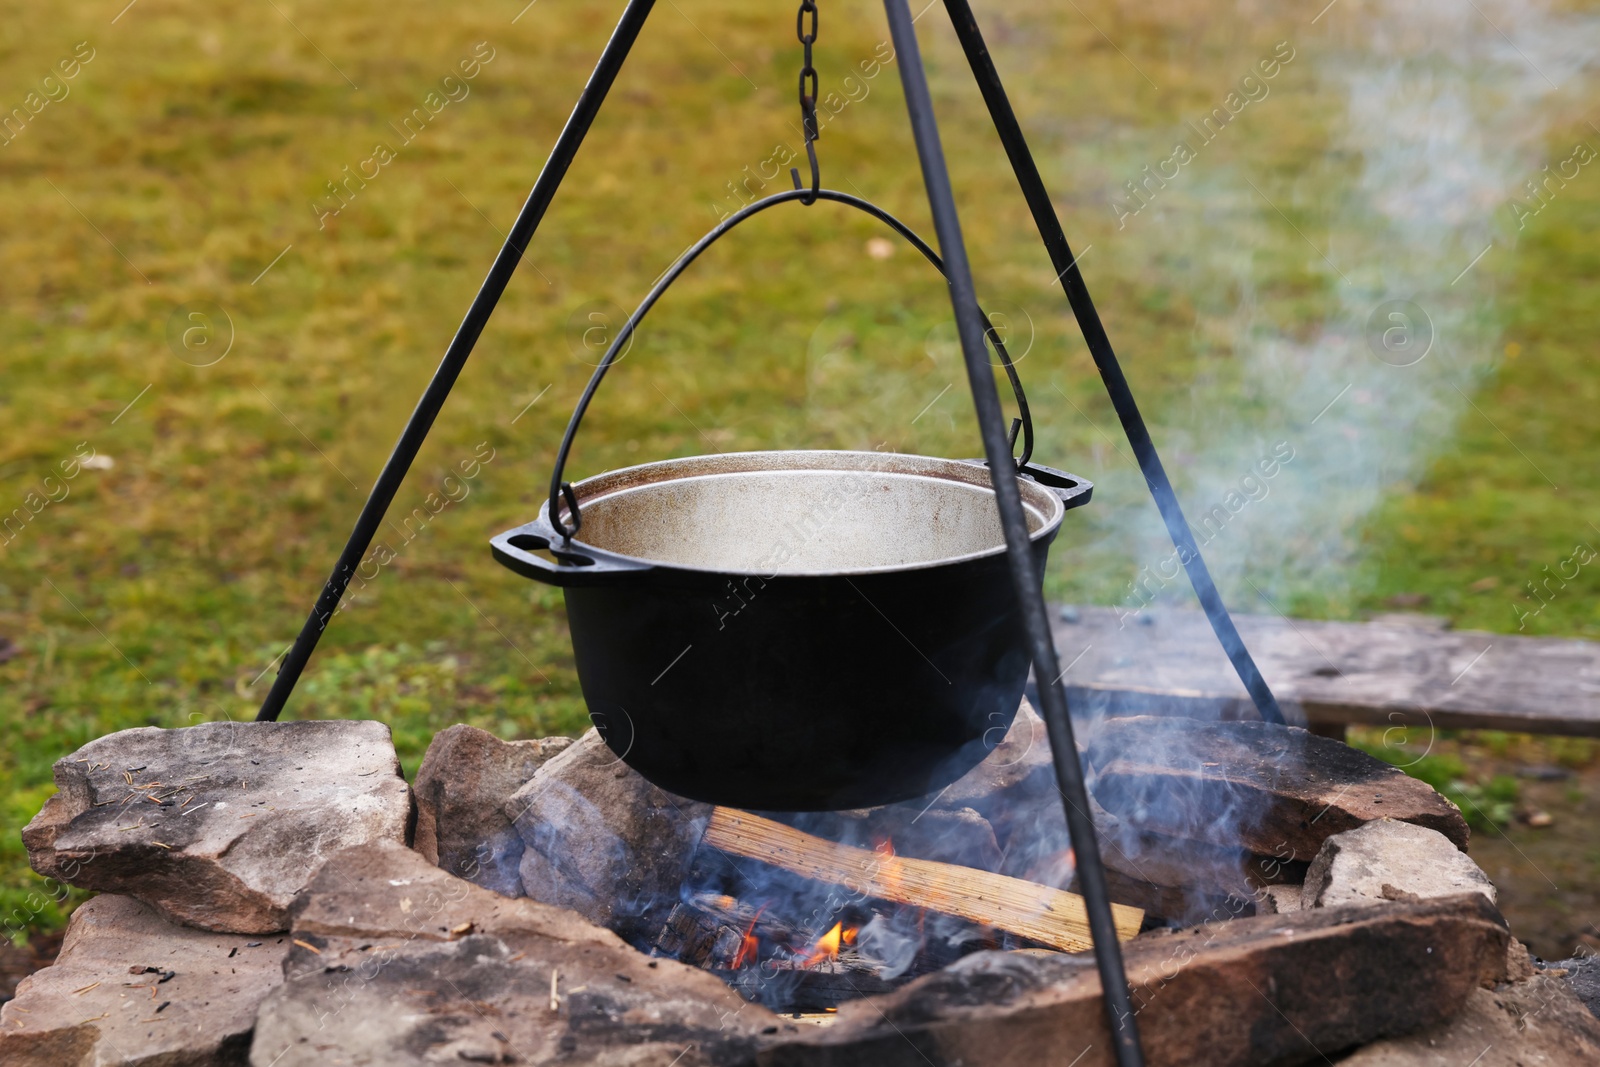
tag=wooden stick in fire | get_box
[703,808,1143,954]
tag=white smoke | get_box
[1073,0,1599,612]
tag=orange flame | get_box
[803,922,844,966]
[731,930,759,970]
[730,905,766,970]
[800,922,861,967]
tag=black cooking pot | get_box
[493,190,1092,809]
[492,449,1089,810]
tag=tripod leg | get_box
[257,0,659,722]
[881,2,1145,1064]
[941,0,1285,726]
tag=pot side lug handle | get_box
[959,458,1093,512]
[490,518,655,587]
[1020,461,1093,511]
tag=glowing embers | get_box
[651,821,1068,1013]
[684,892,879,976]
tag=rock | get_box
[1087,716,1470,863]
[1303,819,1496,910]
[758,894,1512,1067]
[934,699,1082,884]
[249,841,786,1067]
[1504,938,1537,984]
[504,729,710,938]
[23,720,412,933]
[1257,883,1302,914]
[1545,955,1600,1019]
[0,895,287,1066]
[1338,971,1600,1065]
[1083,822,1270,925]
[938,697,1059,813]
[412,725,573,896]
[917,706,1296,924]
[883,806,1001,870]
[287,840,617,950]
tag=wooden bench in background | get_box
[1040,606,1600,740]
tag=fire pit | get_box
[481,702,1478,1022]
[13,708,1596,1066]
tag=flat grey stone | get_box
[1339,971,1600,1065]
[759,895,1512,1067]
[1257,883,1303,914]
[1087,716,1470,863]
[934,699,1073,878]
[23,720,412,933]
[412,724,572,896]
[1303,818,1496,910]
[503,729,708,938]
[248,841,784,1067]
[937,697,1060,815]
[0,894,287,1066]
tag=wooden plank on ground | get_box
[1047,606,1600,737]
[703,808,1143,953]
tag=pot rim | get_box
[542,449,1077,579]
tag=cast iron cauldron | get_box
[491,449,1089,810]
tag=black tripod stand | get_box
[255,3,1291,1061]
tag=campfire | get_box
[484,700,1465,1020]
[649,806,1140,1011]
[14,703,1592,1067]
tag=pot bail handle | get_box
[547,187,1034,542]
[554,481,582,537]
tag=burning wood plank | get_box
[703,809,1142,954]
[651,903,744,968]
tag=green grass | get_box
[2,0,1598,939]
[1348,734,1522,833]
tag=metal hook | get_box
[790,141,820,205]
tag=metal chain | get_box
[793,0,821,204]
